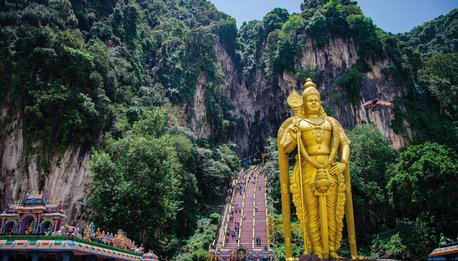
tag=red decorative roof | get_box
[429,243,458,257]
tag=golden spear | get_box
[287,90,308,255]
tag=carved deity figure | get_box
[278,78,360,259]
[83,225,90,240]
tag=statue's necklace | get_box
[305,118,325,144]
[298,117,340,169]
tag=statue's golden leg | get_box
[327,181,338,256]
[304,184,322,257]
[319,195,329,259]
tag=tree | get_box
[174,218,218,261]
[263,138,281,212]
[87,109,184,254]
[263,8,290,34]
[88,135,183,251]
[387,142,458,238]
[217,17,238,53]
[419,52,458,119]
[193,146,234,203]
[398,9,458,56]
[347,125,396,237]
[48,0,78,29]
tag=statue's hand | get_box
[288,124,299,137]
[329,162,346,175]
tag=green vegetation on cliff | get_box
[398,8,458,56]
[1,0,457,259]
[0,0,240,257]
[0,0,240,169]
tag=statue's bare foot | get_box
[330,252,343,259]
[351,255,364,260]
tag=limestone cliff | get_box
[202,35,411,156]
[0,0,438,223]
[189,72,212,139]
[0,108,90,226]
[0,34,412,221]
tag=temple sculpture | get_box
[0,191,156,261]
[277,78,360,259]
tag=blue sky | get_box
[208,0,457,34]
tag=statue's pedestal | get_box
[298,256,362,261]
[298,255,319,261]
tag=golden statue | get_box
[277,78,360,259]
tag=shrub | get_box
[335,68,363,105]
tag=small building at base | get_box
[1,191,65,236]
[0,192,158,261]
[0,237,150,261]
[428,242,458,261]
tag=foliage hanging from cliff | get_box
[398,8,458,57]
[261,8,300,76]
[263,29,299,76]
[0,0,241,171]
[215,17,239,58]
[418,52,458,120]
[335,68,363,105]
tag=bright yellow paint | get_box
[277,78,362,259]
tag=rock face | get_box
[1,34,411,222]
[202,36,410,155]
[190,72,212,139]
[0,108,91,226]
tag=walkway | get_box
[215,166,269,252]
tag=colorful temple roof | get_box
[1,190,66,236]
[0,237,158,261]
[428,242,458,261]
[0,191,158,261]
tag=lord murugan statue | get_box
[278,78,360,259]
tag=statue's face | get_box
[304,94,321,113]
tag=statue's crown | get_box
[303,78,317,90]
[302,78,320,98]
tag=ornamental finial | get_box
[287,89,303,109]
[303,78,316,90]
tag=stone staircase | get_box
[214,166,269,252]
